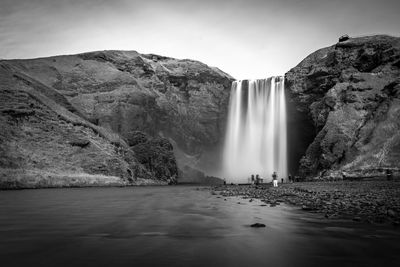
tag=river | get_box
[0,186,399,267]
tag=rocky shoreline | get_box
[212,181,400,226]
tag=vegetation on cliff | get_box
[0,50,233,187]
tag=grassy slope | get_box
[0,60,160,189]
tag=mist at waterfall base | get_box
[223,77,287,183]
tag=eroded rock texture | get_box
[0,66,155,188]
[0,51,232,187]
[286,35,400,178]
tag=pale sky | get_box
[0,0,399,79]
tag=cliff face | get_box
[0,63,179,188]
[6,36,397,185]
[0,51,232,187]
[286,35,400,178]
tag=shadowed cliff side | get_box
[286,35,400,179]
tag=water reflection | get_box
[0,186,399,267]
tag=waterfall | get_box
[222,77,287,183]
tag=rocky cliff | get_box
[286,35,400,179]
[5,36,396,185]
[0,51,232,188]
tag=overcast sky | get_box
[0,0,399,79]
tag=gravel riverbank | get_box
[212,181,400,225]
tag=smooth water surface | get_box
[1,186,399,267]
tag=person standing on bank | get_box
[272,171,278,187]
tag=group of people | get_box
[250,174,263,185]
[248,172,295,187]
[222,172,299,186]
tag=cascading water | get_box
[223,77,287,183]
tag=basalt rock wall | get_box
[285,35,400,179]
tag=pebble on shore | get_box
[250,223,266,228]
[212,181,400,225]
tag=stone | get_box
[339,34,350,42]
[250,223,266,228]
[69,138,90,148]
[302,205,313,211]
[387,209,397,218]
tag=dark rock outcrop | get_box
[250,223,266,228]
[127,131,178,182]
[286,35,400,178]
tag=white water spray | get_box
[222,77,287,183]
